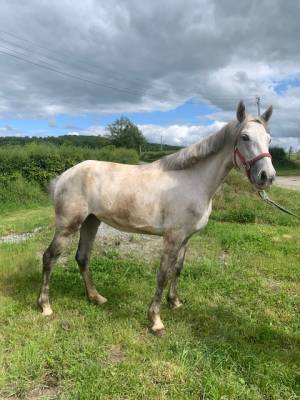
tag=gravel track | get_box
[274,176,300,191]
[0,224,162,258]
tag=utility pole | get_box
[160,135,163,151]
[256,96,261,116]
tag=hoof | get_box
[168,298,183,309]
[151,319,165,336]
[41,305,53,317]
[152,328,166,337]
[89,294,107,305]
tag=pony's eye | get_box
[242,134,250,141]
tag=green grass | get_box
[0,206,53,236]
[0,174,300,399]
[0,174,49,214]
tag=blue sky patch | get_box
[274,77,300,95]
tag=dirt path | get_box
[274,176,300,191]
[0,223,162,259]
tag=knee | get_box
[42,249,55,269]
[42,250,50,266]
[175,263,183,276]
[75,250,88,268]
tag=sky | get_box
[0,0,300,150]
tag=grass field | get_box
[0,173,299,399]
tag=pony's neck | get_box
[192,129,235,199]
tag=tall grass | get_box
[212,171,300,227]
[0,174,49,213]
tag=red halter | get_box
[233,147,272,183]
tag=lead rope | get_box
[258,190,300,220]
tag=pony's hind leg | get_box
[75,214,107,305]
[38,229,72,316]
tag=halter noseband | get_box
[233,146,272,183]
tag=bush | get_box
[270,146,297,169]
[0,143,139,210]
[0,143,139,188]
[0,173,48,212]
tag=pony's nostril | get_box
[260,170,267,182]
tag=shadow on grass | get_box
[1,254,154,317]
[3,257,298,326]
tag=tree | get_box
[106,117,146,150]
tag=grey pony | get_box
[38,101,275,334]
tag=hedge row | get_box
[0,143,139,187]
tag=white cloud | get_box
[139,121,226,146]
[0,125,22,136]
[66,125,106,137]
[68,118,300,151]
[66,121,227,146]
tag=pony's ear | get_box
[261,105,273,123]
[236,100,246,123]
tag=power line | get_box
[0,35,151,89]
[0,47,144,97]
[0,29,155,87]
[0,30,262,110]
[0,41,70,73]
[0,46,259,108]
[0,29,265,107]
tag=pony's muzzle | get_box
[252,159,276,189]
[260,170,275,185]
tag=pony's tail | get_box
[48,176,59,202]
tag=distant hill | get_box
[0,135,182,152]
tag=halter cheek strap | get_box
[233,147,272,183]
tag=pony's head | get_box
[234,100,276,189]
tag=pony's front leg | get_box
[148,233,185,335]
[167,242,188,309]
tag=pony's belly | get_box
[94,194,164,235]
[98,214,164,236]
